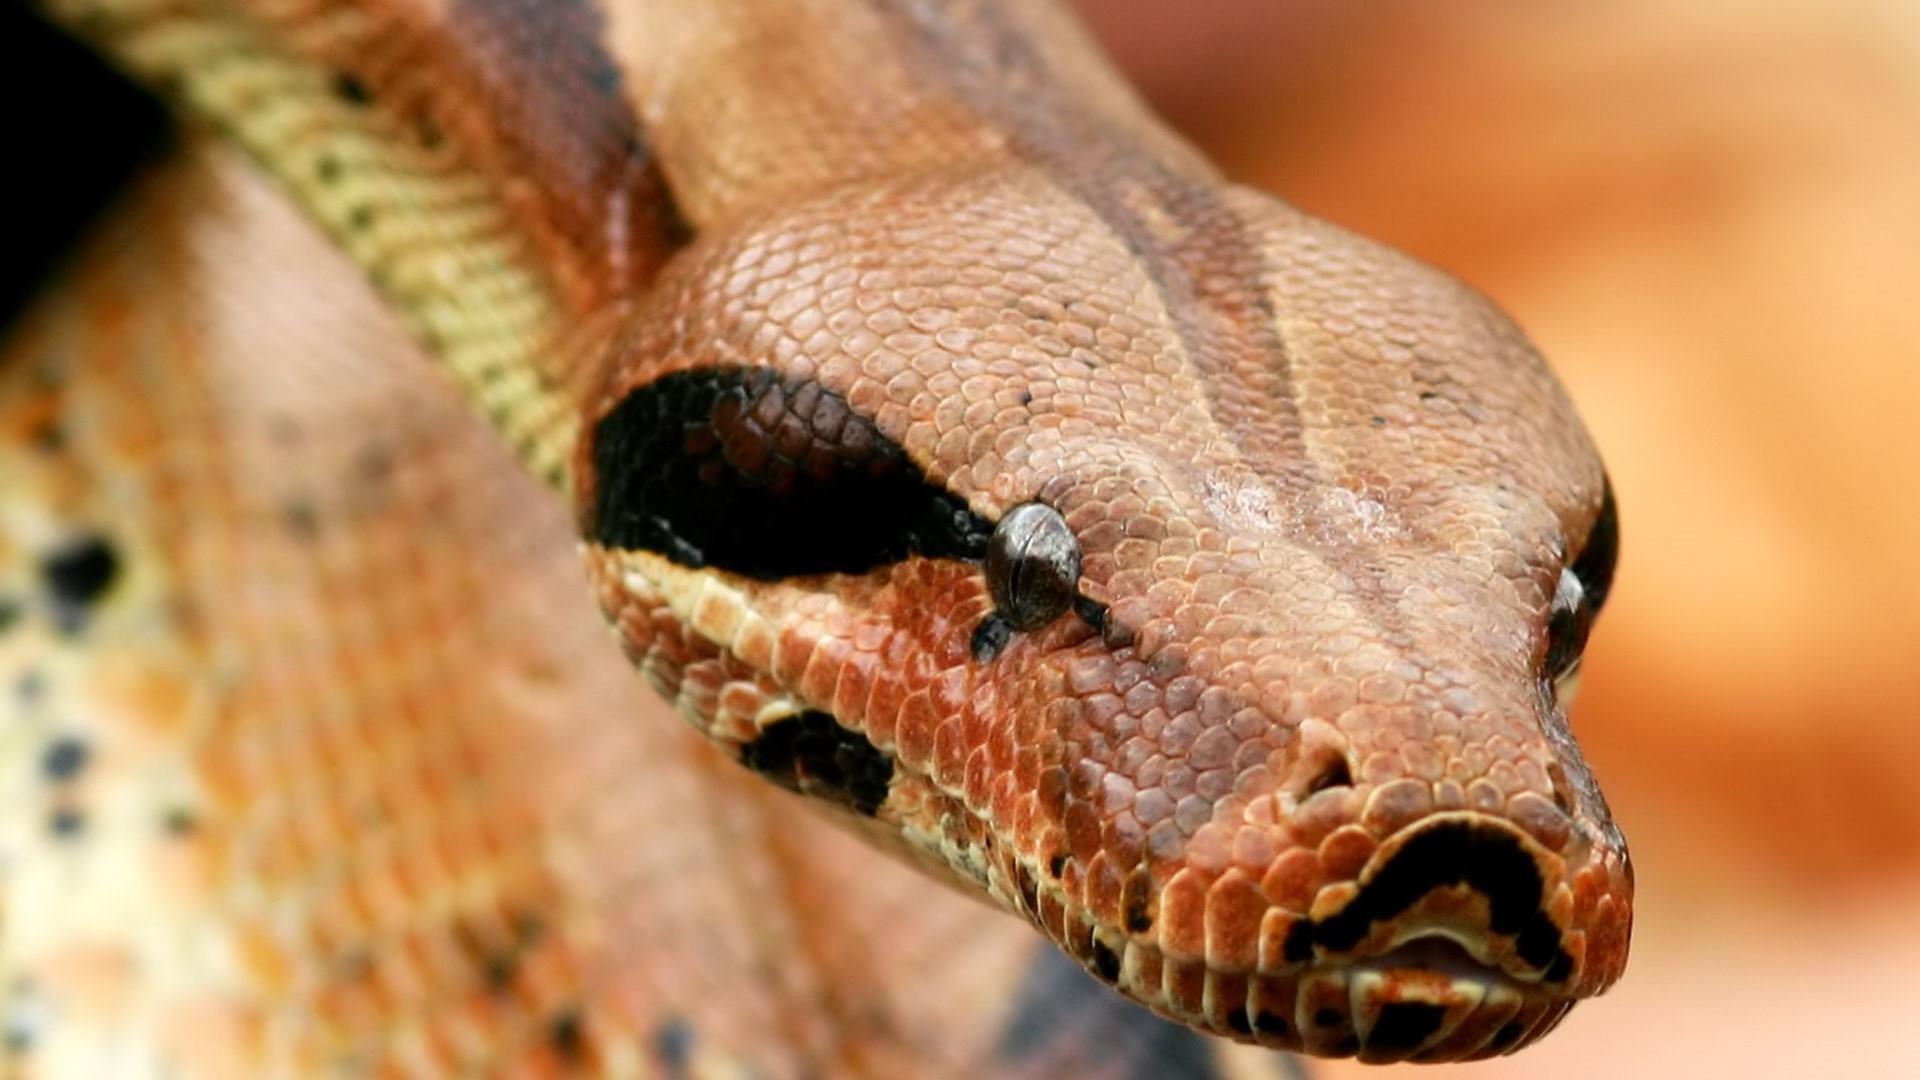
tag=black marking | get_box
[652,1017,695,1076]
[739,710,892,816]
[971,614,1012,662]
[1293,821,1573,982]
[1489,1021,1527,1052]
[1046,852,1068,878]
[1282,919,1315,964]
[1253,1011,1289,1037]
[1224,1007,1252,1036]
[1122,880,1153,933]
[332,71,372,105]
[994,947,1224,1080]
[1089,937,1120,983]
[547,1009,585,1059]
[40,738,88,782]
[41,534,119,620]
[591,367,991,578]
[1313,1008,1341,1028]
[1367,1001,1447,1055]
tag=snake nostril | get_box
[1306,756,1352,796]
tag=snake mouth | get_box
[1293,935,1574,1062]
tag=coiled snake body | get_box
[3,0,1630,1073]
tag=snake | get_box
[2,0,1632,1073]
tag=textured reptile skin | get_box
[8,0,1630,1072]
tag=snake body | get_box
[5,0,1631,1072]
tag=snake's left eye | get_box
[985,503,1082,631]
[1544,483,1619,680]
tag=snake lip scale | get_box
[22,0,1634,1068]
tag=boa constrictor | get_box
[2,0,1630,1073]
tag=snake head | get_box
[576,171,1631,1062]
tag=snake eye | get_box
[985,503,1082,632]
[1544,484,1619,680]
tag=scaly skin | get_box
[15,0,1630,1069]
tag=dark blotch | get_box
[1089,938,1120,983]
[332,71,371,105]
[40,738,88,782]
[1489,1021,1527,1052]
[1224,1008,1252,1036]
[547,1009,584,1059]
[41,534,119,618]
[162,807,198,836]
[1253,1011,1290,1037]
[1314,1008,1341,1028]
[1282,919,1316,964]
[1366,1001,1447,1055]
[591,367,991,578]
[0,597,19,634]
[739,710,892,816]
[1307,821,1571,979]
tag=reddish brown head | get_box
[574,161,1630,1062]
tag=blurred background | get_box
[1074,0,1920,1075]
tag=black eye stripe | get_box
[590,366,991,579]
[739,710,893,815]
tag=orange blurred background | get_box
[1074,1,1920,1075]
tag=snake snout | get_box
[1278,814,1603,1061]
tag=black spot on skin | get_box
[590,367,991,579]
[1047,852,1068,878]
[48,808,84,839]
[994,947,1223,1080]
[1489,1021,1527,1052]
[1089,937,1120,983]
[1366,1001,1447,1055]
[739,710,893,815]
[547,1009,584,1059]
[652,1017,694,1076]
[971,614,1012,662]
[332,71,371,104]
[1370,415,1387,426]
[1299,821,1572,980]
[1314,1008,1341,1028]
[41,534,119,624]
[1254,1011,1290,1037]
[1224,1008,1252,1036]
[1282,919,1315,964]
[40,738,88,782]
